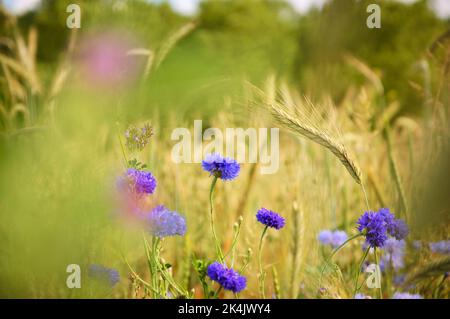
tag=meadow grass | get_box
[0,7,449,299]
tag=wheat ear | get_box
[269,102,362,184]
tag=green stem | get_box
[353,246,370,296]
[122,254,162,297]
[361,182,370,211]
[374,248,383,299]
[321,232,364,279]
[209,176,224,262]
[224,221,242,267]
[258,226,269,299]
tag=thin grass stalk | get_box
[384,127,408,219]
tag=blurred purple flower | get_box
[429,240,450,254]
[88,264,120,287]
[146,205,186,238]
[381,238,406,271]
[392,292,423,299]
[318,230,348,248]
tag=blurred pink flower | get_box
[75,31,141,89]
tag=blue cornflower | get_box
[357,208,408,248]
[124,168,157,194]
[88,264,120,287]
[392,292,423,299]
[256,208,285,230]
[146,205,186,238]
[202,153,240,181]
[381,238,406,271]
[207,262,247,293]
[318,230,348,248]
[357,211,389,248]
[429,240,450,254]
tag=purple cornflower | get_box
[392,292,423,299]
[381,238,406,271]
[256,208,285,230]
[357,211,389,247]
[354,293,372,299]
[207,262,247,293]
[429,240,450,254]
[123,168,157,195]
[357,208,408,248]
[202,153,240,181]
[318,230,348,248]
[146,205,186,238]
[88,264,120,287]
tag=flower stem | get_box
[320,232,364,280]
[258,225,268,299]
[209,176,224,262]
[353,246,370,296]
[374,247,383,299]
[360,181,370,211]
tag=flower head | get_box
[256,208,285,230]
[392,292,423,299]
[357,211,389,247]
[146,205,186,238]
[88,264,120,287]
[357,208,408,248]
[354,293,371,299]
[207,262,247,293]
[202,153,240,181]
[121,168,157,195]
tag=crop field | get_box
[0,0,449,300]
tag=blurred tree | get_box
[293,0,448,114]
